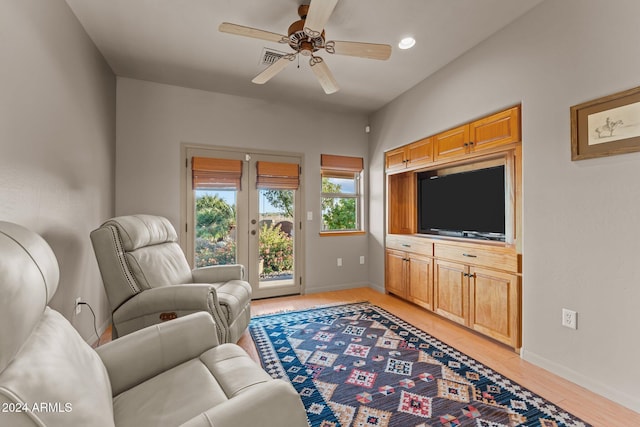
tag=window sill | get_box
[319,231,366,237]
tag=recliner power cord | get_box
[77,301,101,347]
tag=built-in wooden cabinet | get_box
[386,237,521,349]
[385,247,434,311]
[385,249,407,298]
[385,147,408,171]
[433,125,470,161]
[386,106,521,172]
[469,106,520,152]
[387,173,415,234]
[433,107,520,162]
[433,259,468,325]
[468,266,519,347]
[433,242,520,348]
[384,105,522,350]
[385,137,434,172]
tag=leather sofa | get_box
[90,215,251,343]
[0,221,308,427]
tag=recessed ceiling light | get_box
[398,37,416,50]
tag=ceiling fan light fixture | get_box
[398,37,416,50]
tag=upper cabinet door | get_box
[406,137,434,168]
[469,106,521,152]
[385,147,407,171]
[434,124,470,161]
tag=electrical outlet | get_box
[75,297,82,315]
[337,258,342,267]
[562,308,577,329]
[360,255,365,265]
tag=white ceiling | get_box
[65,0,543,114]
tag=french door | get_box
[183,146,303,299]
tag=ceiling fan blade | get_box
[219,22,288,44]
[252,54,296,84]
[326,40,392,61]
[304,0,339,38]
[309,56,339,94]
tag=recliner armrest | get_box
[112,283,227,342]
[114,283,220,321]
[192,264,245,283]
[97,312,219,396]
[179,379,308,427]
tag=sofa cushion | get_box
[112,344,271,427]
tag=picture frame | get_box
[570,85,640,160]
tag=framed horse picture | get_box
[571,85,640,160]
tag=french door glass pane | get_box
[258,189,294,286]
[194,189,237,268]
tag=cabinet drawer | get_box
[434,243,517,272]
[386,235,433,255]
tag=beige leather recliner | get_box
[90,215,251,343]
[0,221,309,427]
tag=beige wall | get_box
[368,0,640,412]
[115,78,370,293]
[0,0,115,341]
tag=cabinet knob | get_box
[462,253,477,258]
[463,143,468,147]
[402,244,411,248]
[469,141,474,146]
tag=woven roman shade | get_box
[192,157,243,190]
[321,154,363,178]
[256,161,299,190]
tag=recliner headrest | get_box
[100,214,178,251]
[0,221,60,372]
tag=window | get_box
[320,154,364,233]
[191,157,242,267]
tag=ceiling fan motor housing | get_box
[288,7,324,56]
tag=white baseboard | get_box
[521,348,640,413]
[367,282,385,295]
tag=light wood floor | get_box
[238,287,640,427]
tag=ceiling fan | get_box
[219,0,392,94]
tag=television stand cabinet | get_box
[384,106,522,350]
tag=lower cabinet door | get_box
[468,267,520,348]
[385,249,407,298]
[407,254,433,310]
[434,259,468,325]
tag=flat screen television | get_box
[417,165,506,241]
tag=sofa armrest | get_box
[96,312,219,396]
[113,283,227,341]
[179,380,308,427]
[191,264,245,283]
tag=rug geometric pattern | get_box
[249,302,591,427]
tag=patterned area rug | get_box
[249,302,590,427]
